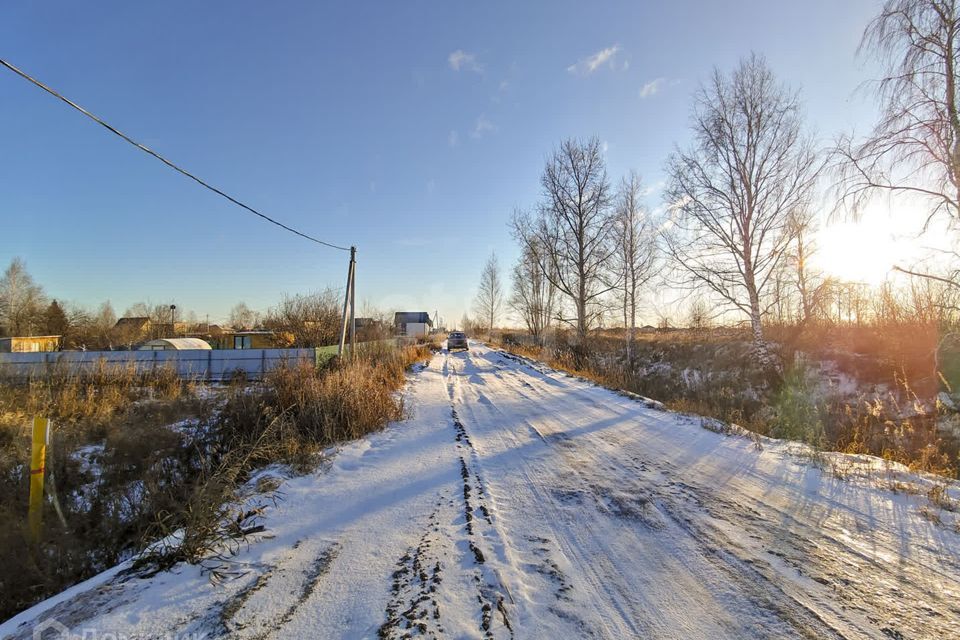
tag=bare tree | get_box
[688,297,711,333]
[613,171,658,361]
[838,1,960,225]
[474,252,504,339]
[786,210,834,325]
[90,301,117,349]
[229,302,259,330]
[663,54,820,362]
[263,289,342,347]
[513,137,616,348]
[835,0,960,286]
[0,258,47,336]
[509,236,556,343]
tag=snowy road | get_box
[4,343,960,639]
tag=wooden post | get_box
[29,417,49,544]
[349,248,356,360]
[338,246,356,358]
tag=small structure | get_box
[394,312,433,337]
[114,316,151,335]
[217,330,293,350]
[151,322,189,337]
[113,317,190,343]
[353,317,385,341]
[0,335,62,353]
[138,338,212,351]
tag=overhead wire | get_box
[0,57,350,252]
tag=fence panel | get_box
[0,348,318,381]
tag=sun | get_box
[816,221,899,286]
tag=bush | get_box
[770,363,824,447]
[136,342,431,572]
[497,327,959,477]
[0,343,432,620]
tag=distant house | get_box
[113,317,190,345]
[0,335,61,353]
[138,338,212,351]
[215,330,294,350]
[353,317,386,341]
[151,322,189,337]
[114,316,152,339]
[394,312,433,337]
[185,324,226,343]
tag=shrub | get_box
[770,363,825,447]
[0,343,432,619]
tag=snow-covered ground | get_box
[4,343,960,639]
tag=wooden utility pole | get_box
[338,246,357,358]
[349,248,356,360]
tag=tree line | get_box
[469,0,960,369]
[0,258,366,350]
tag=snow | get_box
[3,343,959,639]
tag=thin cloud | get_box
[448,50,483,73]
[639,77,666,98]
[567,45,621,75]
[448,130,459,147]
[640,180,665,197]
[471,114,497,139]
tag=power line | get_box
[0,57,350,252]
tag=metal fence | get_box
[0,348,320,381]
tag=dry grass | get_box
[0,365,206,620]
[129,342,432,576]
[0,342,432,620]
[497,327,959,478]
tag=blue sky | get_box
[1,0,883,325]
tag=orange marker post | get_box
[29,416,49,543]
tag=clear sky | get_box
[1,0,886,326]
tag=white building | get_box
[394,312,433,337]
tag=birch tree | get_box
[786,210,833,325]
[664,54,820,361]
[474,252,504,339]
[0,258,47,336]
[613,172,657,361]
[229,302,259,330]
[509,237,556,344]
[836,0,960,286]
[514,137,616,349]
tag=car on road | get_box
[447,331,469,351]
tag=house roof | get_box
[394,312,433,325]
[114,317,151,329]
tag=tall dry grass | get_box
[0,365,205,620]
[497,328,959,478]
[211,343,431,469]
[0,342,433,620]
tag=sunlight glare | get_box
[816,221,899,285]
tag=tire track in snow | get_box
[454,344,854,639]
[446,352,514,638]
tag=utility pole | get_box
[349,248,356,360]
[338,246,357,358]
